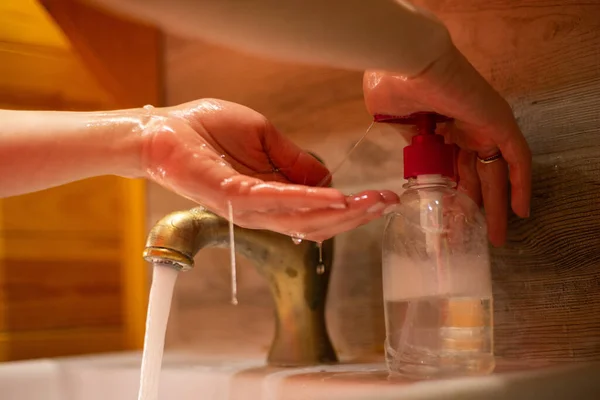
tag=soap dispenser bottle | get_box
[377,112,495,379]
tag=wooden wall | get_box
[0,0,159,361]
[158,0,600,363]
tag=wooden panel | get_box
[1,176,122,234]
[0,258,122,332]
[0,232,120,262]
[493,147,600,362]
[119,178,150,350]
[0,328,123,361]
[164,0,600,362]
[0,0,69,49]
[0,41,112,111]
[41,0,164,108]
[0,0,113,111]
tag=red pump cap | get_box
[373,112,457,180]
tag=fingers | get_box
[477,157,509,247]
[261,122,332,186]
[496,122,532,218]
[170,99,333,187]
[220,176,348,212]
[233,190,399,241]
[456,149,482,207]
[304,201,391,243]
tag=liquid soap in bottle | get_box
[378,112,495,379]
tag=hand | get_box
[140,99,399,242]
[363,45,532,246]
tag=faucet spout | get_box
[143,207,338,366]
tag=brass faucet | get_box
[143,207,338,367]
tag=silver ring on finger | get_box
[477,152,503,164]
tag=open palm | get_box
[141,99,399,241]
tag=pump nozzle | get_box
[373,112,457,180]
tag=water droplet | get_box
[218,155,231,168]
[143,104,155,114]
[290,233,305,245]
[316,264,325,275]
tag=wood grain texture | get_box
[41,0,164,108]
[0,0,70,49]
[0,259,122,332]
[162,0,600,363]
[492,147,600,362]
[0,327,123,361]
[0,0,113,111]
[0,41,112,111]
[0,176,122,234]
[0,232,121,262]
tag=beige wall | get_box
[148,0,600,363]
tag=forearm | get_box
[0,109,143,198]
[87,0,452,78]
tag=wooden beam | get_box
[39,0,163,108]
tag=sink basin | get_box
[1,351,599,400]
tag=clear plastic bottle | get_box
[378,112,495,379]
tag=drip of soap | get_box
[228,201,238,306]
[316,242,325,274]
[317,242,323,263]
[316,121,375,187]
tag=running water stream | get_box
[137,264,179,400]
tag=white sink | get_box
[1,351,599,400]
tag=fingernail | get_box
[379,190,400,202]
[383,205,398,215]
[351,194,369,202]
[330,203,347,210]
[367,203,386,213]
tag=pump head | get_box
[374,112,457,180]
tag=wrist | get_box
[92,109,154,179]
[0,108,152,197]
